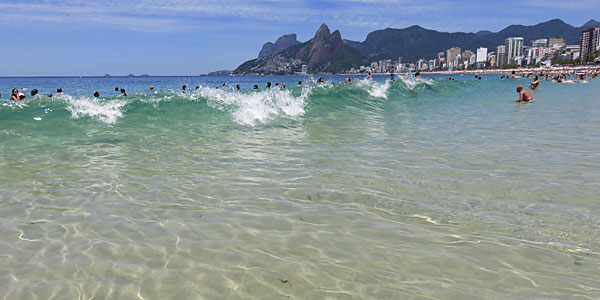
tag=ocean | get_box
[1,75,599,299]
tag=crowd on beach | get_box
[3,66,599,102]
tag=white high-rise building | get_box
[505,37,524,64]
[476,47,488,63]
[531,39,548,48]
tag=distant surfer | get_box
[515,85,534,103]
[529,75,540,91]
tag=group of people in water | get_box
[3,68,599,102]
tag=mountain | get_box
[475,30,492,37]
[581,19,600,29]
[347,18,596,62]
[258,34,301,58]
[351,25,483,62]
[480,19,579,45]
[234,24,369,75]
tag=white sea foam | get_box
[61,95,127,124]
[357,79,391,99]
[196,86,310,126]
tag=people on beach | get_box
[515,85,534,103]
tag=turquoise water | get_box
[1,75,599,299]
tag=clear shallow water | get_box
[1,75,599,299]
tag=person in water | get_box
[10,89,19,101]
[117,88,127,97]
[345,76,351,83]
[253,85,258,90]
[529,75,540,91]
[93,91,100,97]
[368,73,373,80]
[298,81,302,86]
[390,72,395,81]
[415,72,421,80]
[266,82,271,88]
[54,88,63,97]
[182,85,187,94]
[30,89,39,97]
[515,85,534,103]
[236,85,241,91]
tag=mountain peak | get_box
[314,23,331,39]
[582,19,600,29]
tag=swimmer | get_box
[30,89,38,97]
[345,76,351,83]
[298,81,302,86]
[93,91,100,97]
[10,89,19,101]
[195,86,200,90]
[182,85,187,94]
[253,85,258,90]
[54,88,63,97]
[117,88,127,97]
[510,71,516,79]
[415,72,421,80]
[18,89,26,100]
[529,75,540,91]
[368,73,373,80]
[115,87,119,92]
[149,86,155,90]
[266,82,271,88]
[236,85,241,91]
[515,85,534,103]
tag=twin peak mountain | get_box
[234,24,368,75]
[233,19,600,75]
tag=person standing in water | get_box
[529,75,540,91]
[515,85,534,103]
[182,85,187,94]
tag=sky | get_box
[0,0,598,76]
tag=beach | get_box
[1,75,599,299]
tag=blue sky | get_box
[0,0,598,76]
